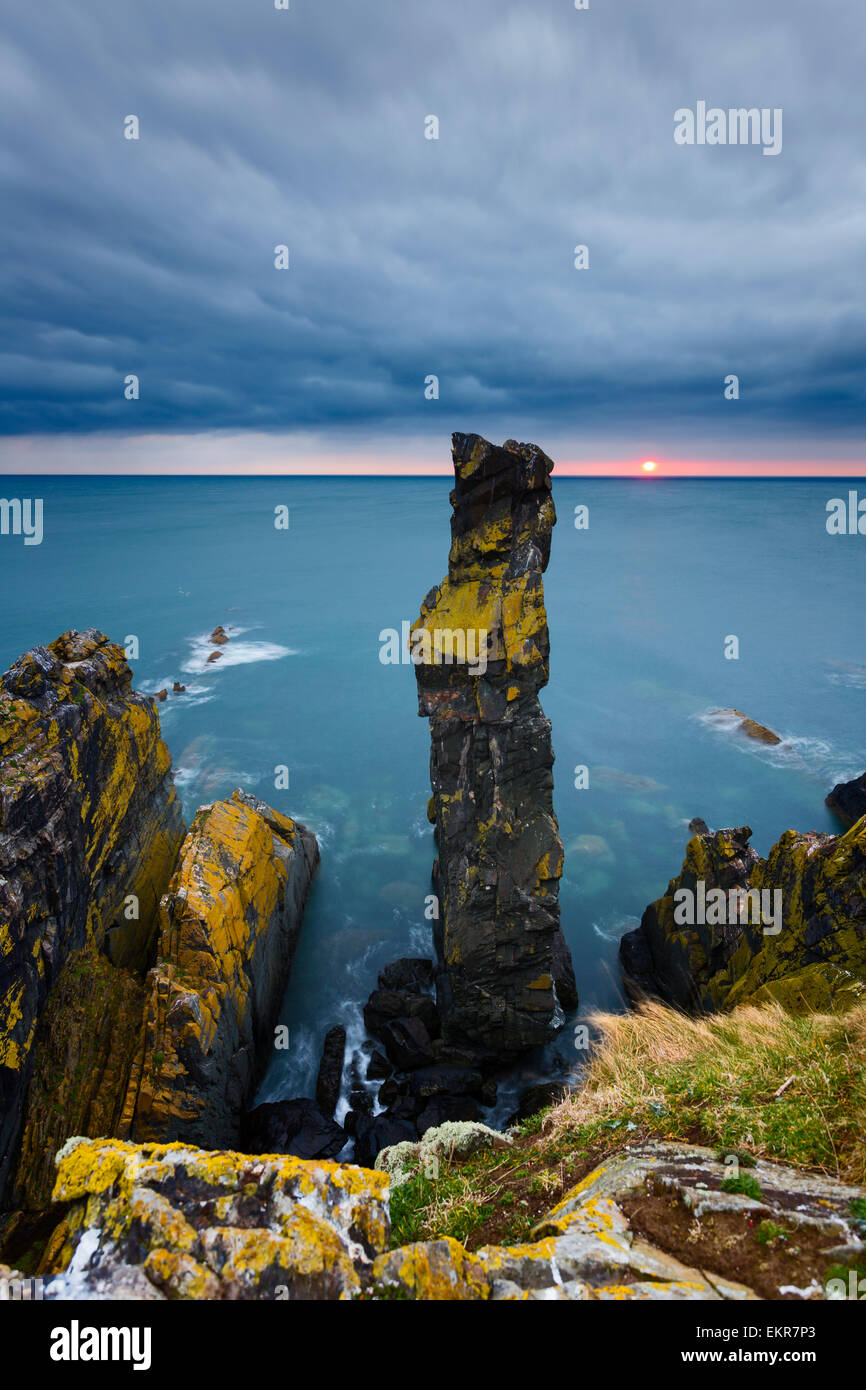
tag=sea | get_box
[2,475,864,1118]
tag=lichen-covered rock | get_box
[38,1136,389,1300]
[375,1119,511,1186]
[621,821,866,1013]
[412,434,576,1062]
[0,630,185,1202]
[120,790,319,1148]
[372,1236,489,1300]
[12,947,145,1210]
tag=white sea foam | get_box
[182,629,295,675]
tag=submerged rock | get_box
[620,820,866,1013]
[412,434,576,1063]
[0,630,185,1204]
[708,708,781,745]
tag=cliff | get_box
[120,790,319,1148]
[412,434,576,1062]
[0,630,185,1203]
[620,819,866,1013]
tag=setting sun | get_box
[642,460,657,472]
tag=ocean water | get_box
[2,475,864,1114]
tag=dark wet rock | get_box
[348,1086,374,1117]
[413,434,577,1064]
[364,989,439,1039]
[354,1114,417,1167]
[826,771,866,827]
[366,1050,393,1081]
[389,1094,423,1123]
[552,928,579,1011]
[378,958,435,992]
[377,1077,401,1109]
[511,1082,567,1124]
[408,1065,483,1100]
[416,1096,480,1135]
[315,1026,347,1117]
[479,1078,498,1108]
[379,1017,436,1071]
[241,1098,345,1161]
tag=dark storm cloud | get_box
[0,0,863,446]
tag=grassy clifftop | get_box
[391,998,866,1251]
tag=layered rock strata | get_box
[412,434,576,1062]
[0,630,185,1202]
[120,790,319,1149]
[621,820,866,1013]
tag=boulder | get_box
[242,1099,346,1161]
[366,1050,393,1081]
[408,1065,483,1099]
[416,1096,480,1135]
[354,1114,417,1168]
[364,988,439,1039]
[378,958,435,992]
[379,1017,435,1071]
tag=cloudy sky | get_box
[0,0,864,474]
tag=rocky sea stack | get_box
[412,433,577,1063]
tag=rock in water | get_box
[242,1099,346,1161]
[412,434,576,1061]
[826,771,866,826]
[120,789,319,1149]
[315,1026,347,1116]
[620,820,866,1013]
[0,630,186,1204]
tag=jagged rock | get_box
[172,682,185,694]
[378,958,435,992]
[154,688,167,703]
[242,1099,345,1161]
[379,1017,435,1071]
[35,1137,389,1300]
[377,1077,401,1109]
[827,771,866,826]
[412,434,576,1063]
[0,630,185,1203]
[209,626,229,645]
[363,989,439,1039]
[315,1026,347,1117]
[620,821,866,1013]
[120,789,319,1147]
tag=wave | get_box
[181,629,295,675]
[695,708,864,787]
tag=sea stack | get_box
[412,433,576,1063]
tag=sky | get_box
[0,0,864,476]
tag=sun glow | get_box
[642,460,657,472]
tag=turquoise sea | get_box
[2,475,864,1115]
